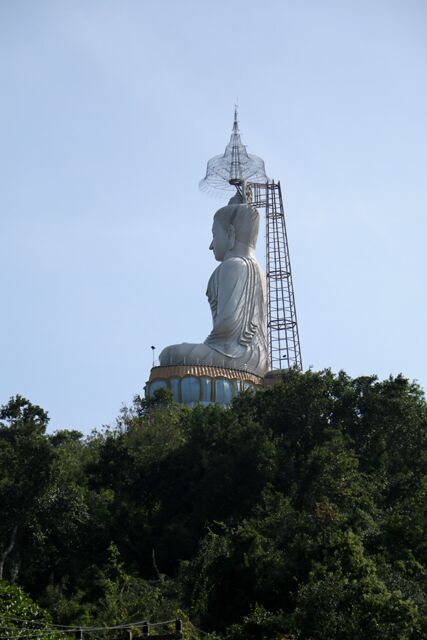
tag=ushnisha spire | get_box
[199,106,268,196]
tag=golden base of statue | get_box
[146,364,263,407]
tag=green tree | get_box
[0,580,60,639]
[0,395,53,582]
[24,429,92,594]
[293,531,419,640]
[179,371,427,636]
[2,371,426,639]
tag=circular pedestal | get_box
[146,364,263,407]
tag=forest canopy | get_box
[0,369,426,639]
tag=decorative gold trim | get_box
[148,365,263,386]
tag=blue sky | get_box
[1,0,426,433]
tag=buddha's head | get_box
[210,203,259,262]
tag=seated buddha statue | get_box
[159,196,268,377]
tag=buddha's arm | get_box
[205,258,247,341]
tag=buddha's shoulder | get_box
[210,258,251,286]
[221,256,253,271]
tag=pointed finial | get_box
[233,103,239,133]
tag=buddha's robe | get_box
[159,255,268,377]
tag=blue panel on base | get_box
[181,377,201,404]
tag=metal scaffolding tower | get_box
[249,181,302,371]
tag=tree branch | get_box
[0,524,18,580]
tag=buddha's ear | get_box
[227,224,236,250]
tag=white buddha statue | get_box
[159,197,268,377]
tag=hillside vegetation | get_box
[0,369,426,639]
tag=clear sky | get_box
[1,0,426,434]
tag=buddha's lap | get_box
[160,342,217,363]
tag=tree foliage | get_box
[0,580,60,639]
[0,370,426,639]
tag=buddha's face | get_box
[209,219,233,262]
